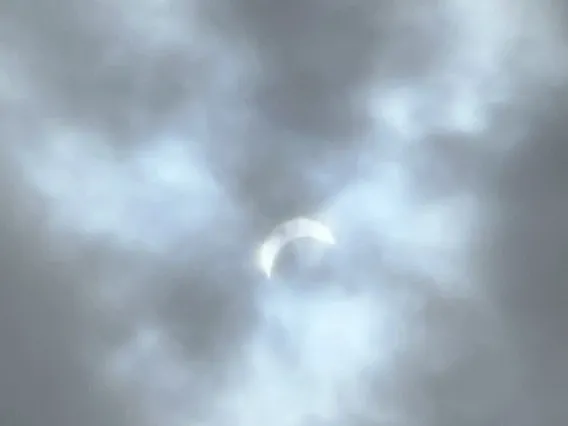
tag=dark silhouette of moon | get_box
[256,217,336,278]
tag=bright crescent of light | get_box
[256,217,336,278]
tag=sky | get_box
[1,0,567,425]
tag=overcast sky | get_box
[1,1,567,425]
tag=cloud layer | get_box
[1,0,567,425]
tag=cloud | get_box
[1,0,568,425]
[0,153,139,426]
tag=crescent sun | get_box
[256,217,336,278]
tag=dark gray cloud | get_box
[473,85,568,425]
[0,155,139,426]
[1,0,568,425]
[199,0,456,219]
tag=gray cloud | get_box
[473,85,568,425]
[0,154,139,426]
[1,0,568,425]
